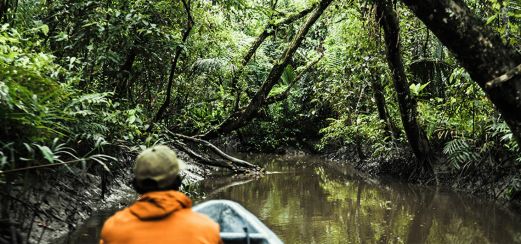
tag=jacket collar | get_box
[129,190,192,220]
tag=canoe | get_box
[193,200,284,244]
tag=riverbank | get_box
[326,143,521,212]
[3,146,214,244]
[7,140,521,243]
[67,153,521,243]
[217,134,521,210]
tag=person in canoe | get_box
[99,145,222,244]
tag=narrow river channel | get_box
[62,154,521,243]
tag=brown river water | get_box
[61,154,521,243]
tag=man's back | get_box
[100,190,221,244]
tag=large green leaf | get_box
[281,65,296,85]
[35,145,55,163]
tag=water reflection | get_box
[62,154,521,243]
[198,154,521,244]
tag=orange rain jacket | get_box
[100,190,222,244]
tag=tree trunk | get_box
[370,72,400,140]
[0,0,14,23]
[241,5,316,66]
[171,140,239,172]
[150,0,193,129]
[115,47,137,99]
[0,0,8,22]
[376,0,434,175]
[231,5,316,111]
[201,0,333,139]
[400,0,521,147]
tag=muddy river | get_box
[61,154,521,243]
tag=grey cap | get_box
[134,145,186,188]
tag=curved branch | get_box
[486,63,521,89]
[170,140,244,173]
[399,0,521,148]
[231,4,317,111]
[242,4,317,67]
[170,132,260,170]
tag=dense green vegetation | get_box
[1,0,521,222]
[1,0,521,243]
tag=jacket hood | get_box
[129,190,192,220]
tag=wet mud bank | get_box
[219,135,521,211]
[327,144,521,212]
[1,147,213,244]
[62,153,521,243]
[6,140,520,243]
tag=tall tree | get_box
[201,0,333,139]
[241,4,317,67]
[0,1,6,21]
[231,4,316,111]
[370,71,400,140]
[0,0,12,22]
[376,0,434,175]
[399,0,521,147]
[151,0,194,127]
[115,46,138,99]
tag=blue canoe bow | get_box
[193,200,284,244]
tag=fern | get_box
[443,138,480,170]
[0,26,78,142]
[488,121,520,153]
[191,58,230,75]
[0,81,11,108]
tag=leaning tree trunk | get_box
[376,0,434,175]
[241,5,316,67]
[230,4,316,111]
[201,0,333,139]
[400,0,521,147]
[168,132,261,173]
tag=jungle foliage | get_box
[1,0,521,198]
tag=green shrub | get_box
[0,24,148,173]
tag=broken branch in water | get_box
[168,131,261,173]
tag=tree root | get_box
[408,160,435,183]
[168,132,262,173]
